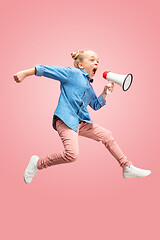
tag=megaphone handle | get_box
[107,81,112,95]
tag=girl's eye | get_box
[90,59,99,63]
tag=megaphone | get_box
[103,71,133,95]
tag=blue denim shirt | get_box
[35,64,106,132]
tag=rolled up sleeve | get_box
[89,93,106,110]
[35,64,73,83]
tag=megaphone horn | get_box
[103,71,133,95]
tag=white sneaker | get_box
[24,155,39,184]
[123,164,151,179]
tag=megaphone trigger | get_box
[106,80,113,95]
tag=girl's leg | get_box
[78,122,132,167]
[37,119,79,170]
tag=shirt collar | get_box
[79,69,94,83]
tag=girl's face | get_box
[79,50,99,79]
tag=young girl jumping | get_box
[13,49,151,184]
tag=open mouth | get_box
[92,68,98,75]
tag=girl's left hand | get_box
[103,83,114,95]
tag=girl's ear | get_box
[78,62,84,69]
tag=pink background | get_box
[1,0,160,239]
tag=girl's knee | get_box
[65,150,79,162]
[102,130,114,145]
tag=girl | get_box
[13,49,151,184]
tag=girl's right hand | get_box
[13,71,26,83]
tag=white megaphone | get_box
[103,71,133,95]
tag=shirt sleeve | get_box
[35,64,73,84]
[89,93,106,110]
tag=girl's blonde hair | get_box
[71,49,89,68]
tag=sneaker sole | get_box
[123,171,151,179]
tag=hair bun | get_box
[71,50,81,60]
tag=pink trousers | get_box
[37,118,132,170]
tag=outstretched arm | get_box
[13,67,36,83]
[14,65,73,84]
